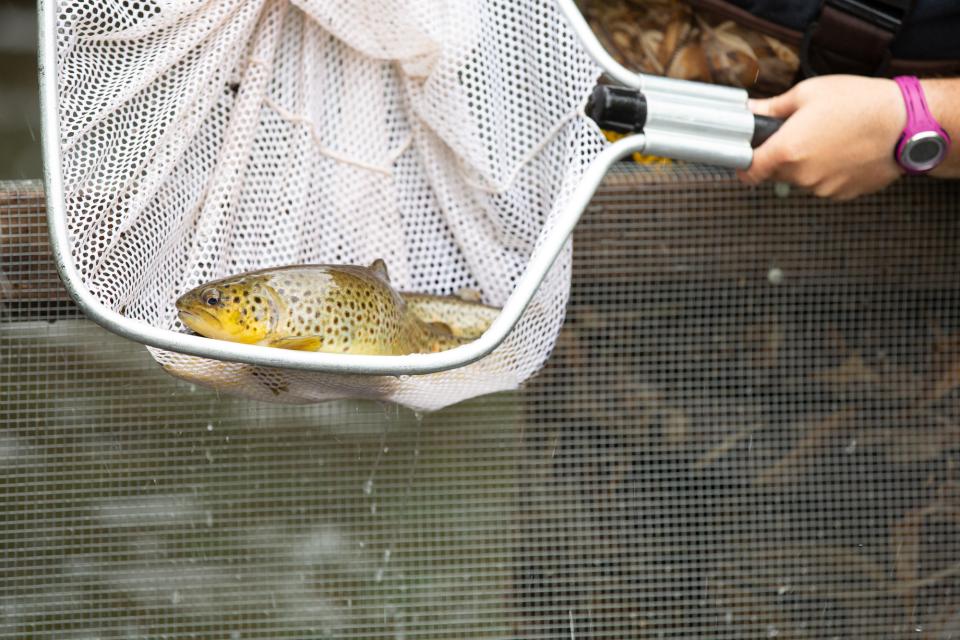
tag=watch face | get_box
[902,131,948,172]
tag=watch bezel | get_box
[899,130,949,173]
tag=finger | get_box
[741,138,784,183]
[748,86,802,120]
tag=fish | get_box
[175,260,499,355]
[401,290,500,340]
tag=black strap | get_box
[801,0,914,77]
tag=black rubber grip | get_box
[585,85,647,134]
[752,115,783,147]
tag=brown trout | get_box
[175,260,499,355]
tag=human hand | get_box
[737,75,906,201]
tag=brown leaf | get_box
[742,317,783,369]
[666,43,711,82]
[923,327,960,404]
[891,506,923,593]
[810,353,881,387]
[754,408,858,486]
[661,406,690,445]
[692,421,765,471]
[701,21,760,88]
[884,416,960,465]
[657,13,695,68]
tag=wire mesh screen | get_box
[3,168,960,638]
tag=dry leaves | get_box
[581,0,799,95]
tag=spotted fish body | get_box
[401,293,501,340]
[175,261,498,355]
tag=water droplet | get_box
[171,590,182,605]
[383,549,392,562]
[767,625,779,637]
[915,625,924,633]
[845,439,857,454]
[725,611,733,624]
[205,450,215,464]
[374,568,385,582]
[363,479,374,495]
[370,502,377,515]
[231,632,241,640]
[767,268,784,285]
[206,423,214,432]
[383,446,389,454]
[206,511,214,527]
[774,182,790,198]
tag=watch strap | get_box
[893,75,951,174]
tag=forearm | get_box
[922,79,960,178]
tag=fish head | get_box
[176,275,278,344]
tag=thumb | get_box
[740,86,804,182]
[749,86,802,119]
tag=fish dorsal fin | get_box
[369,259,390,283]
[453,287,483,303]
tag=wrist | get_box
[875,78,907,173]
[920,80,960,178]
[892,77,953,175]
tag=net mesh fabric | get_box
[55,0,605,411]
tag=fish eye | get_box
[201,288,221,306]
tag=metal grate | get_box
[3,168,960,638]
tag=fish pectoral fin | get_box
[268,336,325,351]
[369,259,391,283]
[453,287,483,303]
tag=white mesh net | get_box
[55,0,606,411]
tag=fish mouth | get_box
[178,308,221,335]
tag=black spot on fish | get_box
[254,297,262,304]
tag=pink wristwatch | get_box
[893,76,951,175]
